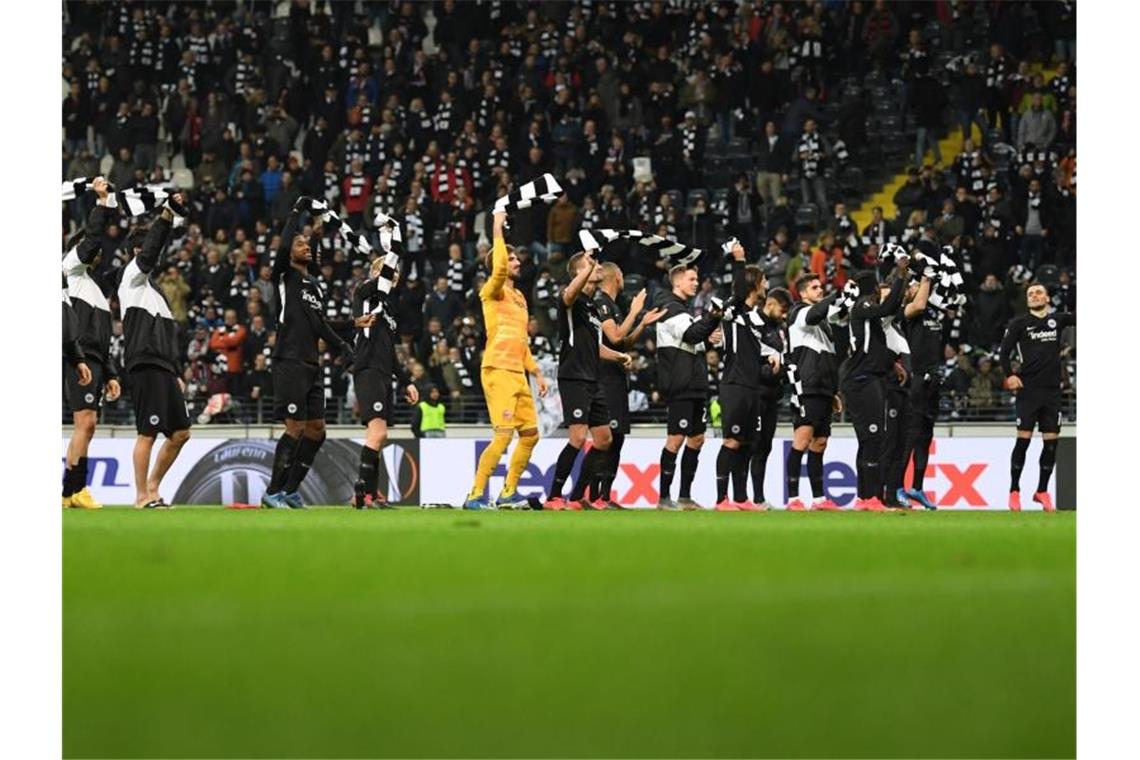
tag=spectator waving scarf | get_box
[62,177,168,218]
[579,228,703,268]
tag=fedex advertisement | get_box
[420,437,1059,510]
[64,435,1060,510]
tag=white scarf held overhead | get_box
[493,173,564,213]
[61,177,169,218]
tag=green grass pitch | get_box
[64,509,1074,759]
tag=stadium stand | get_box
[61,0,1076,429]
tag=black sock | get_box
[751,438,773,501]
[908,428,933,490]
[549,443,581,498]
[571,447,606,501]
[786,446,806,499]
[679,446,701,499]
[62,466,74,497]
[358,445,380,495]
[75,457,89,493]
[715,445,737,503]
[284,434,325,493]
[596,433,624,502]
[1037,439,1058,493]
[861,454,883,500]
[807,450,824,499]
[1010,437,1031,492]
[659,448,678,501]
[268,434,299,494]
[732,443,752,502]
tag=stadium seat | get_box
[839,166,865,194]
[172,168,194,190]
[727,137,750,157]
[795,204,819,231]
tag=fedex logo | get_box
[780,440,988,507]
[60,457,131,488]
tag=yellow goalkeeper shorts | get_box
[481,367,537,431]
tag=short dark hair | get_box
[1026,280,1050,295]
[567,251,590,276]
[669,264,695,283]
[795,273,821,294]
[744,264,766,293]
[767,287,793,309]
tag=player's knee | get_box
[284,419,304,437]
[519,427,539,441]
[593,427,612,450]
[687,433,705,449]
[723,437,741,450]
[170,428,190,446]
[305,419,326,438]
[568,426,588,447]
[73,411,97,437]
[809,437,828,452]
[665,434,683,452]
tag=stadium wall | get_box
[63,427,1074,511]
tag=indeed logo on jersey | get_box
[1026,328,1058,342]
[302,290,322,309]
[780,440,989,507]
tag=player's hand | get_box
[630,288,647,316]
[1004,375,1023,391]
[731,241,746,261]
[619,353,633,370]
[641,307,667,325]
[92,176,109,200]
[354,314,377,329]
[405,384,420,405]
[894,362,908,385]
[833,394,844,414]
[536,374,549,397]
[767,353,782,372]
[709,327,724,346]
[76,362,92,386]
[492,209,508,233]
[104,377,121,402]
[177,377,186,394]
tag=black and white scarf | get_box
[62,178,168,218]
[580,228,702,268]
[493,173,564,213]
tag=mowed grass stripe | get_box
[64,511,1075,759]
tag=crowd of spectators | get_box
[61,0,1076,426]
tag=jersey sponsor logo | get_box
[149,414,160,425]
[373,401,383,412]
[1026,328,1058,341]
[301,290,322,309]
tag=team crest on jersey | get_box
[573,408,583,418]
[869,423,879,433]
[888,408,897,418]
[679,419,689,429]
[149,415,160,425]
[287,403,298,414]
[84,393,95,403]
[373,401,383,412]
[609,420,618,429]
[1047,318,1057,329]
[731,424,740,434]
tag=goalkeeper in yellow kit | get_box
[463,210,549,509]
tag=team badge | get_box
[84,393,95,403]
[1047,318,1057,328]
[373,401,384,412]
[869,423,879,433]
[287,403,298,414]
[149,415,160,425]
[888,408,897,418]
[609,420,618,429]
[731,424,740,434]
[573,409,583,418]
[679,419,688,429]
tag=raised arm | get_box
[135,209,175,275]
[904,276,932,319]
[274,196,310,281]
[480,210,509,300]
[852,277,906,320]
[803,292,840,326]
[74,177,117,265]
[681,311,720,344]
[561,252,597,307]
